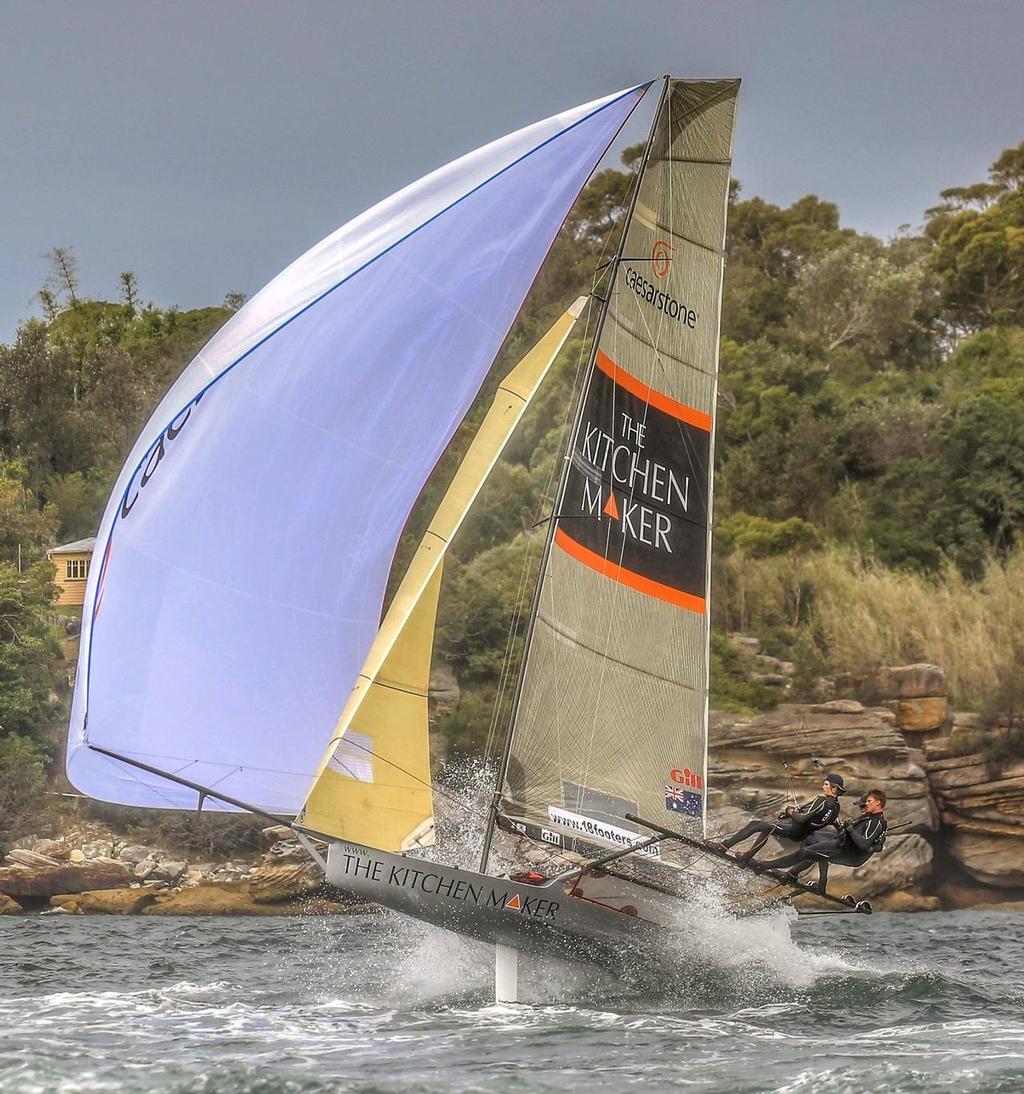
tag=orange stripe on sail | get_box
[554,527,706,614]
[595,351,712,432]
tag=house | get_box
[48,537,97,606]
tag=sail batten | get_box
[66,86,648,812]
[495,79,739,863]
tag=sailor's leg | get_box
[721,820,773,850]
[815,859,830,895]
[495,944,519,1004]
[739,830,774,862]
[762,848,808,872]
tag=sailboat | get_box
[66,76,845,999]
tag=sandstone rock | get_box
[117,845,155,865]
[756,655,795,675]
[840,834,933,899]
[0,893,23,915]
[952,712,982,730]
[68,849,85,864]
[143,882,282,916]
[0,862,130,897]
[810,700,864,714]
[925,754,989,789]
[4,849,61,868]
[729,634,760,654]
[249,862,324,903]
[933,879,1024,909]
[946,829,1024,888]
[752,673,789,687]
[81,840,115,860]
[13,838,63,858]
[872,889,941,913]
[149,861,187,885]
[73,888,158,914]
[891,697,948,732]
[429,664,460,714]
[262,825,293,843]
[264,839,313,864]
[875,664,946,700]
[133,856,159,881]
[49,894,81,911]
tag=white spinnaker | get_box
[67,83,649,811]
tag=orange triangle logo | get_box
[603,492,619,520]
[506,894,522,911]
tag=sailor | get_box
[768,789,888,895]
[709,773,845,863]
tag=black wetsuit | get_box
[770,811,888,891]
[720,794,841,860]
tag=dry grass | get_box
[718,546,1024,709]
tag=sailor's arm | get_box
[795,795,828,821]
[846,816,885,851]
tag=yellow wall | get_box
[53,553,92,606]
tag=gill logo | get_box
[652,239,674,278]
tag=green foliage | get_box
[0,461,59,564]
[6,134,1024,796]
[0,560,60,737]
[927,141,1024,329]
[717,513,820,557]
[437,535,537,682]
[0,733,49,852]
[435,693,498,761]
[82,801,266,857]
[708,631,779,713]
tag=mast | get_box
[479,77,669,873]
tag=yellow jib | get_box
[298,298,587,849]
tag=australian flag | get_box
[665,785,702,818]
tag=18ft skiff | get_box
[63,77,811,1000]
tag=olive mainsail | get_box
[494,80,739,865]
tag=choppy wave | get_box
[1,909,1023,1092]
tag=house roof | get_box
[49,537,97,556]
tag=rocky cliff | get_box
[709,660,1024,909]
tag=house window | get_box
[65,558,90,580]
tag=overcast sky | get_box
[2,1,1022,342]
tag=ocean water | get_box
[1,906,1022,1093]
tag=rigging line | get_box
[568,91,676,798]
[322,727,494,827]
[483,85,665,862]
[483,285,602,764]
[101,750,196,812]
[485,311,578,764]
[484,236,621,766]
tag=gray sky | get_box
[2,1,1022,342]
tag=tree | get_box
[927,141,1024,329]
[0,560,60,738]
[790,237,928,355]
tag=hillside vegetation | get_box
[0,140,1022,844]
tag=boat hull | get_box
[325,841,664,971]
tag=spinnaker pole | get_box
[478,76,671,874]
